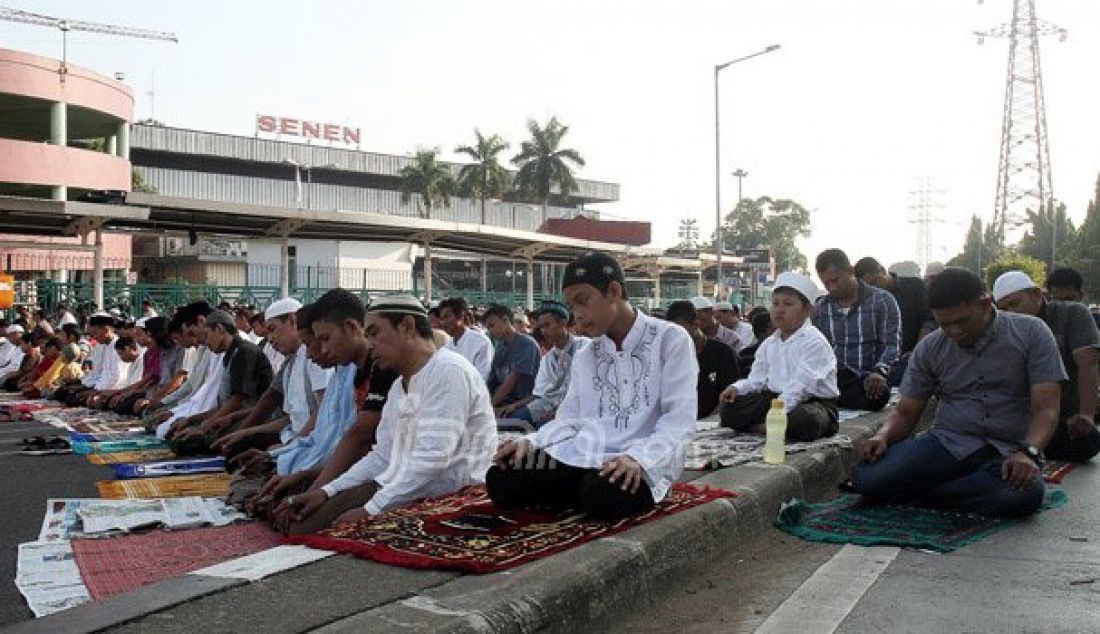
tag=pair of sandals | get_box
[20,435,72,456]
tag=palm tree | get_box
[455,130,511,225]
[398,149,456,219]
[511,117,586,224]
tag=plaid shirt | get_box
[812,282,901,378]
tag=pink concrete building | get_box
[0,47,133,279]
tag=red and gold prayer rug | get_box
[287,483,734,574]
[96,473,231,499]
[71,523,281,600]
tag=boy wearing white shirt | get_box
[283,295,496,534]
[719,272,840,442]
[489,251,698,520]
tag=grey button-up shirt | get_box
[902,309,1067,458]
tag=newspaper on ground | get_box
[15,540,91,618]
[38,497,248,541]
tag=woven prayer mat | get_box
[70,430,150,443]
[775,491,1068,553]
[686,428,854,470]
[1043,461,1077,484]
[74,437,168,455]
[111,457,226,479]
[71,523,281,600]
[86,449,177,465]
[287,483,735,574]
[70,420,145,433]
[96,473,231,499]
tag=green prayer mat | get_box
[776,491,1068,553]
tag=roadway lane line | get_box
[755,544,899,634]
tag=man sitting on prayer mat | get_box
[719,272,841,441]
[166,310,273,455]
[145,302,212,422]
[496,300,589,426]
[666,300,739,419]
[212,299,332,458]
[850,268,1065,518]
[281,294,496,535]
[55,313,124,406]
[993,270,1100,463]
[85,335,145,408]
[441,296,493,382]
[131,317,191,416]
[29,342,83,399]
[488,251,698,521]
[484,304,542,415]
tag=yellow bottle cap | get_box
[771,399,785,409]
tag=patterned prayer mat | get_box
[71,523,281,600]
[775,491,1068,553]
[111,457,226,479]
[287,483,735,574]
[1043,461,1077,484]
[686,428,854,470]
[74,437,168,455]
[70,430,150,443]
[86,449,177,465]
[70,420,146,434]
[96,473,231,499]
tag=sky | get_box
[3,0,1098,272]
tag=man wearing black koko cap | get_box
[488,251,698,520]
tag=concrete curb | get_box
[9,412,887,633]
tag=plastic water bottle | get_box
[763,398,787,464]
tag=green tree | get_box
[131,167,157,194]
[715,196,811,271]
[511,117,585,223]
[947,215,1002,275]
[985,251,1047,291]
[454,130,511,225]
[1075,174,1100,300]
[1018,201,1077,270]
[398,149,456,219]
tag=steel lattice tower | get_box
[975,0,1065,244]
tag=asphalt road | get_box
[611,461,1099,633]
[0,418,110,627]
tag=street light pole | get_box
[714,44,780,300]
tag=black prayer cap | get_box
[561,251,625,292]
[88,313,115,327]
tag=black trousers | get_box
[719,391,839,442]
[837,368,891,411]
[486,450,655,521]
[1046,420,1100,463]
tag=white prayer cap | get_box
[773,271,821,305]
[108,308,122,317]
[714,301,734,311]
[690,296,715,310]
[992,271,1038,302]
[7,324,24,334]
[134,317,148,329]
[265,298,303,321]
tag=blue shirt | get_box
[902,310,1067,459]
[812,282,901,377]
[487,332,541,406]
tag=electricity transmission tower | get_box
[677,218,700,250]
[908,177,945,273]
[975,0,1065,244]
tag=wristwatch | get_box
[1018,444,1045,468]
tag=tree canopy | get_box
[455,129,511,224]
[398,149,455,219]
[715,196,812,271]
[511,117,585,212]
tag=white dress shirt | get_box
[527,310,698,502]
[732,319,839,413]
[157,352,226,437]
[322,348,497,516]
[0,340,24,381]
[91,336,125,391]
[279,345,333,443]
[733,320,755,350]
[445,327,494,381]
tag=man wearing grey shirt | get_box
[851,268,1065,518]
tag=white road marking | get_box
[755,544,899,634]
[192,545,333,581]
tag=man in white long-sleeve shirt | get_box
[489,251,699,520]
[284,295,497,534]
[440,296,493,381]
[0,323,26,382]
[719,272,841,442]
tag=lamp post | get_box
[714,44,780,300]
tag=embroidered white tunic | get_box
[322,348,497,515]
[527,310,698,502]
[732,320,839,413]
[445,327,494,381]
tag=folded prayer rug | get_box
[287,482,734,573]
[776,491,1068,553]
[87,449,177,465]
[70,430,150,443]
[73,437,168,455]
[70,420,146,434]
[96,473,231,499]
[1042,460,1076,484]
[685,428,853,470]
[71,523,281,600]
